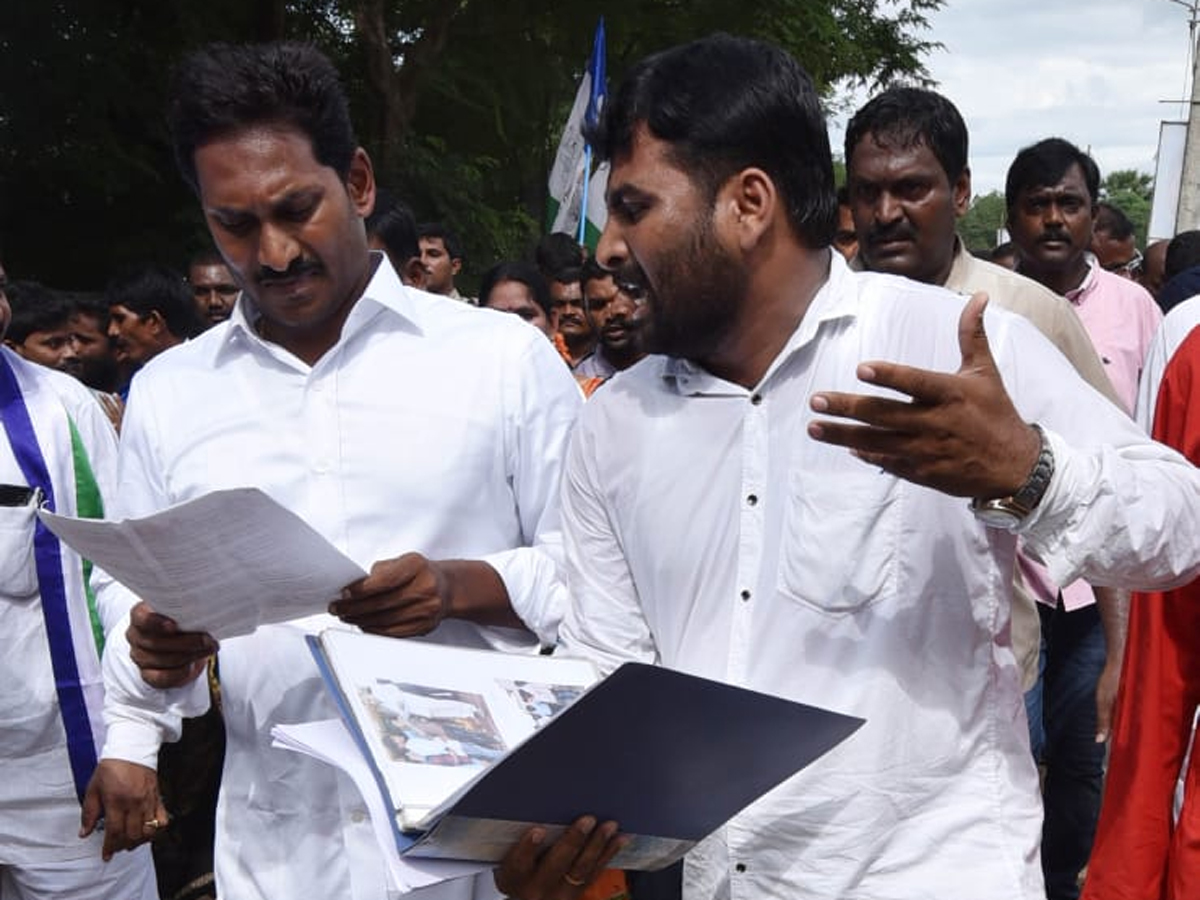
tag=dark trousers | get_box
[1024,601,1107,900]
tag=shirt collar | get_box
[1064,253,1099,304]
[662,250,857,395]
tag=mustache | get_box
[865,223,916,245]
[1037,229,1071,242]
[257,259,323,286]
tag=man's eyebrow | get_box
[209,186,323,215]
[607,184,645,207]
[271,186,324,210]
[207,204,250,220]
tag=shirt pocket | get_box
[0,491,40,600]
[777,470,900,614]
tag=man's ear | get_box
[450,257,462,277]
[953,167,972,218]
[144,310,167,335]
[403,257,427,289]
[347,147,376,219]
[3,338,22,355]
[720,167,776,252]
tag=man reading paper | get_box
[82,42,591,900]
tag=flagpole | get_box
[578,144,593,245]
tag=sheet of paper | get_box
[39,487,366,639]
[272,719,489,893]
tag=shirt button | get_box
[750,394,763,405]
[746,494,758,506]
[740,589,751,601]
[735,863,747,873]
[350,809,367,824]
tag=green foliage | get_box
[959,191,1007,253]
[832,158,847,188]
[1102,169,1153,200]
[0,0,943,288]
[1100,169,1153,248]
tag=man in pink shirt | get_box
[1007,139,1161,413]
[1006,137,1160,900]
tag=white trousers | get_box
[0,845,158,900]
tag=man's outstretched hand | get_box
[807,292,1041,500]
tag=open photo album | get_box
[281,629,865,872]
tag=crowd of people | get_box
[4,30,1200,900]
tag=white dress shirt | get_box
[98,256,582,900]
[558,254,1200,900]
[1135,293,1200,431]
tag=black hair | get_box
[585,33,836,247]
[105,263,206,340]
[580,256,612,289]
[479,261,552,317]
[991,241,1016,261]
[188,247,227,270]
[1165,229,1200,280]
[417,222,464,262]
[367,188,420,264]
[534,232,586,280]
[1093,201,1135,241]
[1005,138,1100,211]
[65,291,111,328]
[548,265,581,287]
[6,281,73,344]
[845,87,969,183]
[167,42,358,194]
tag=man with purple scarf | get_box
[0,260,158,899]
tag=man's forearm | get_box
[101,610,209,765]
[1094,585,1129,664]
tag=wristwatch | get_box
[970,423,1055,529]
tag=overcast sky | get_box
[827,0,1198,197]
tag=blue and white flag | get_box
[547,18,608,248]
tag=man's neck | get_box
[257,315,348,366]
[931,237,963,288]
[1017,255,1089,296]
[700,245,832,389]
[563,334,596,367]
[603,344,644,372]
